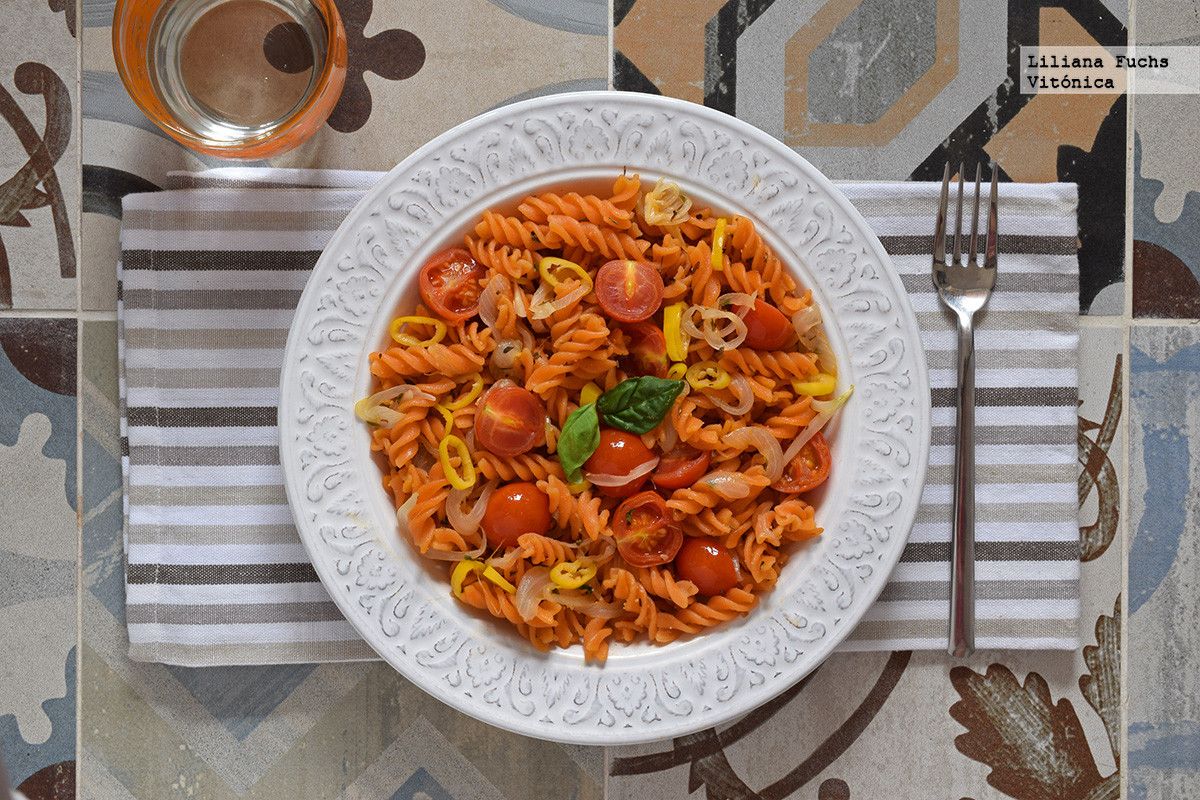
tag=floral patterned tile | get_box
[0,0,78,310]
[0,318,77,800]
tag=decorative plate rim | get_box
[279,91,930,745]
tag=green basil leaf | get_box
[558,402,600,483]
[597,376,686,435]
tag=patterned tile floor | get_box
[1,0,1197,797]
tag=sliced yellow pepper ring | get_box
[390,315,447,347]
[667,362,688,381]
[539,257,593,289]
[443,373,484,410]
[686,361,732,391]
[451,559,482,597]
[482,565,517,594]
[579,382,602,407]
[566,478,591,495]
[438,434,476,491]
[433,403,455,429]
[711,217,727,272]
[792,373,837,397]
[550,559,597,590]
[663,302,689,362]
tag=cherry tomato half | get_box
[674,538,740,596]
[652,445,710,490]
[584,428,657,497]
[419,248,487,324]
[595,260,664,323]
[474,381,546,457]
[613,491,682,568]
[622,322,669,378]
[774,431,832,494]
[481,482,552,548]
[740,298,792,350]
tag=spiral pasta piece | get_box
[718,349,819,381]
[526,311,615,397]
[475,451,564,482]
[466,236,537,282]
[609,173,641,211]
[728,216,796,303]
[369,389,437,469]
[474,211,548,251]
[407,465,450,553]
[766,396,817,440]
[659,588,758,636]
[635,566,699,608]
[538,476,610,541]
[545,215,651,261]
[516,532,579,565]
[519,191,634,229]
[582,616,613,662]
[604,567,667,642]
[755,498,821,545]
[371,344,485,380]
[665,468,771,518]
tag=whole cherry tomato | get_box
[584,428,657,497]
[481,482,552,548]
[674,537,740,596]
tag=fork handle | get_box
[949,313,976,657]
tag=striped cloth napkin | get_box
[119,169,1080,666]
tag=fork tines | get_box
[935,162,998,270]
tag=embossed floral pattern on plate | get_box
[278,92,930,745]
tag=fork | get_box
[933,162,998,658]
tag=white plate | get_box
[279,91,930,745]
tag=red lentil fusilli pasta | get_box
[358,173,849,662]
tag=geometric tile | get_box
[615,0,1127,315]
[389,768,455,800]
[164,664,317,741]
[806,0,938,126]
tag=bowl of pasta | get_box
[279,91,929,744]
